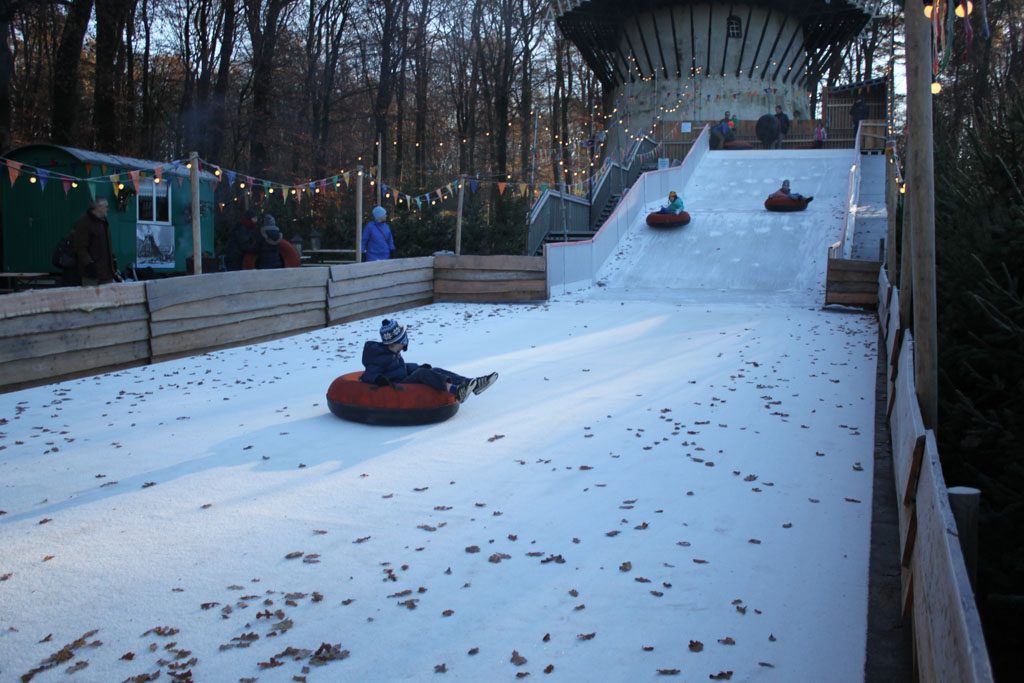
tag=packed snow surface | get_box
[1,150,878,682]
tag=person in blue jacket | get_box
[360,319,498,403]
[362,206,395,261]
[657,191,685,214]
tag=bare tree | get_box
[244,0,299,175]
[93,0,134,151]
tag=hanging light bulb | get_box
[931,80,942,94]
[955,1,973,17]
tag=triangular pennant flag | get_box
[415,197,422,210]
[110,173,120,185]
[469,179,479,193]
[87,181,97,200]
[101,164,108,176]
[129,170,141,193]
[519,183,527,195]
[295,189,302,204]
[84,163,92,176]
[446,182,454,195]
[436,188,443,200]
[37,169,50,191]
[343,171,350,186]
[6,160,21,186]
[497,181,507,195]
[381,183,389,193]
[226,170,236,186]
[62,179,72,197]
[263,180,271,193]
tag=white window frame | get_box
[136,177,172,225]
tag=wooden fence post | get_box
[905,5,939,429]
[189,151,201,275]
[455,175,465,255]
[355,165,363,263]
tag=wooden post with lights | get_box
[189,151,202,275]
[375,138,382,207]
[355,165,364,263]
[905,5,938,429]
[885,152,899,276]
[455,174,466,255]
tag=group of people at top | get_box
[716,108,827,148]
[224,204,397,271]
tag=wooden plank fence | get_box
[878,270,994,682]
[826,257,881,306]
[433,255,547,303]
[0,283,150,389]
[0,255,545,392]
[327,257,434,324]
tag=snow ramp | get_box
[597,149,853,304]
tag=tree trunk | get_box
[206,0,236,162]
[245,0,296,176]
[93,0,133,151]
[50,0,94,146]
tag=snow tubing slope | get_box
[764,192,811,212]
[327,372,459,425]
[646,211,691,228]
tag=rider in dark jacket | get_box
[360,319,498,403]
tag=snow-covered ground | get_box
[1,150,879,682]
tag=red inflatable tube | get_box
[764,192,811,212]
[645,211,691,228]
[327,372,459,425]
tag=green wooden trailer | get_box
[1,144,216,277]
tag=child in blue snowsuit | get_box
[362,206,396,261]
[360,319,498,403]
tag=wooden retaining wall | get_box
[825,257,881,306]
[0,284,150,389]
[327,257,433,324]
[878,267,994,681]
[148,268,330,361]
[0,256,545,392]
[433,255,547,303]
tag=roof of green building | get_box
[4,144,218,181]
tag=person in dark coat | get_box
[256,214,284,269]
[774,105,790,148]
[718,111,737,142]
[224,208,260,271]
[362,206,395,261]
[360,319,498,404]
[73,197,116,285]
[850,98,869,135]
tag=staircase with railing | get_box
[527,137,659,255]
